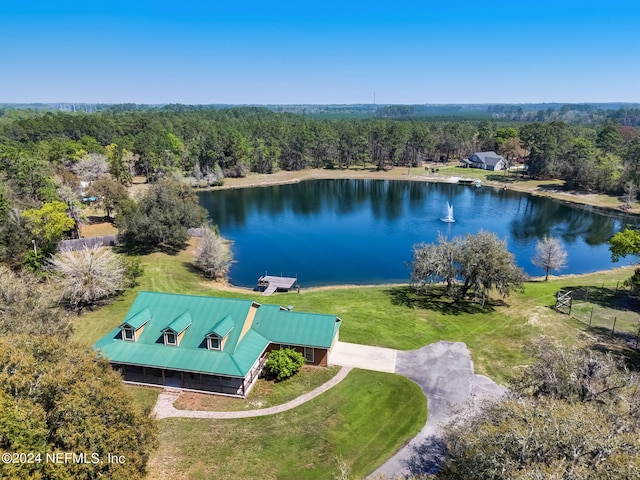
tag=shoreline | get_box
[208,265,637,295]
[200,167,640,217]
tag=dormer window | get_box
[161,311,192,347]
[204,314,235,352]
[118,308,151,343]
[164,331,177,346]
[122,325,135,341]
[207,335,221,351]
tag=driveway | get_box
[329,341,398,373]
[370,341,507,479]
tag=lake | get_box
[199,179,637,288]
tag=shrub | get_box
[264,348,306,382]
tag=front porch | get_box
[113,354,267,397]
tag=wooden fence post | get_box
[589,306,594,326]
[612,317,617,335]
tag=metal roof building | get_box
[95,291,342,396]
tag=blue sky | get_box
[1,1,639,104]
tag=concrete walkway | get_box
[329,341,398,373]
[370,341,507,479]
[152,366,352,419]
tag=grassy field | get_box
[148,370,426,480]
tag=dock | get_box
[258,275,298,296]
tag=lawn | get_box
[76,240,638,383]
[147,369,427,480]
[174,365,341,412]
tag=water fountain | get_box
[441,202,455,222]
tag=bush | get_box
[264,348,306,382]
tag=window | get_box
[122,326,135,341]
[303,347,314,363]
[207,335,220,351]
[164,331,177,346]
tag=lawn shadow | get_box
[384,286,498,315]
[114,242,188,256]
[559,285,639,312]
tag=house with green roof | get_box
[94,291,342,397]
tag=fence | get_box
[57,235,119,251]
[57,229,208,252]
[555,282,640,348]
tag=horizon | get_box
[3,101,640,107]
[2,1,639,104]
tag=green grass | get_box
[127,385,161,412]
[75,240,639,383]
[147,370,427,480]
[173,366,341,412]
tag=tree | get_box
[116,178,207,250]
[415,396,640,479]
[0,334,158,480]
[87,174,130,219]
[608,227,640,262]
[193,227,234,279]
[48,245,126,309]
[411,234,457,296]
[497,137,525,170]
[622,181,638,210]
[0,207,31,268]
[409,340,640,479]
[609,227,640,297]
[21,200,76,246]
[596,119,624,155]
[106,143,134,185]
[411,231,526,304]
[531,235,568,280]
[0,265,72,338]
[263,348,306,382]
[71,153,109,183]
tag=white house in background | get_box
[467,151,507,171]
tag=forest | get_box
[1,106,640,250]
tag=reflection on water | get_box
[199,179,637,287]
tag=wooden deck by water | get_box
[258,275,297,296]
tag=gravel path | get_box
[370,341,507,479]
[152,366,352,419]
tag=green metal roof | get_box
[252,304,341,348]
[94,291,341,378]
[206,314,235,339]
[164,311,193,334]
[122,308,152,330]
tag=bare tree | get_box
[193,228,234,279]
[531,236,567,281]
[71,153,109,183]
[623,181,638,210]
[48,245,126,309]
